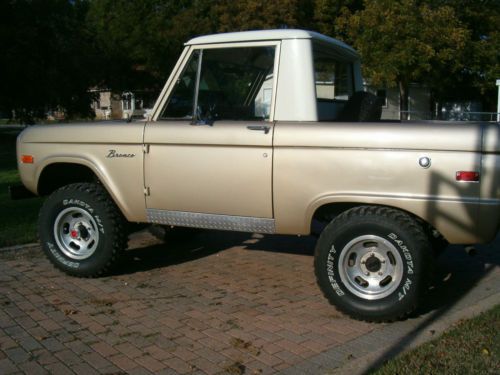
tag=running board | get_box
[146,209,275,234]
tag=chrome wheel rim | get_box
[53,207,99,260]
[337,235,403,300]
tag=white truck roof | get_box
[185,29,358,57]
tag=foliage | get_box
[0,0,498,119]
[313,0,363,36]
[213,0,314,31]
[85,0,216,92]
[0,0,101,122]
[372,304,500,374]
[430,0,500,109]
[336,0,469,115]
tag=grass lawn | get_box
[372,304,500,374]
[0,128,43,247]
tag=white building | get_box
[364,83,431,120]
[90,89,154,120]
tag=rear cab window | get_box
[313,42,355,121]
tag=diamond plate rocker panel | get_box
[146,209,276,234]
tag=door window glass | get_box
[160,46,275,121]
[160,50,200,119]
[198,46,275,121]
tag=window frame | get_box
[152,41,281,123]
[312,41,356,103]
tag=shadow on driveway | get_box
[117,228,499,320]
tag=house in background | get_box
[363,83,492,121]
[363,83,431,120]
[90,89,156,120]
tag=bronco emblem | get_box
[106,150,135,158]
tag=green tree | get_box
[336,0,469,119]
[0,0,100,122]
[313,0,363,36]
[86,0,218,94]
[213,0,314,31]
[429,0,500,111]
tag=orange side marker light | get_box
[21,155,34,164]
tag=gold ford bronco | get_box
[13,30,500,321]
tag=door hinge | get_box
[143,144,150,154]
[143,187,150,196]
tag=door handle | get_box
[247,125,270,134]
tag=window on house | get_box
[160,46,276,121]
[122,92,133,111]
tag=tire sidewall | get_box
[39,186,115,275]
[316,216,424,319]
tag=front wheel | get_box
[314,206,432,322]
[38,183,126,277]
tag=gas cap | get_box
[418,156,431,169]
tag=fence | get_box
[396,111,499,122]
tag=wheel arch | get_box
[36,158,134,221]
[310,200,446,243]
[37,162,97,196]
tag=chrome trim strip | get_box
[146,209,275,234]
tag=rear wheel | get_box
[314,206,432,322]
[39,183,126,277]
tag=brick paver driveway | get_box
[0,230,498,374]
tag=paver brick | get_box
[18,360,48,375]
[5,347,31,364]
[41,337,66,352]
[90,341,118,357]
[70,362,100,375]
[109,354,140,371]
[81,351,113,370]
[0,335,18,350]
[252,351,283,367]
[172,346,198,362]
[54,349,83,366]
[2,231,498,374]
[114,342,144,359]
[31,348,59,366]
[0,358,19,374]
[43,362,74,374]
[134,354,167,373]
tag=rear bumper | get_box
[9,184,37,200]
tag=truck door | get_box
[143,43,279,233]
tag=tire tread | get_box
[38,183,126,278]
[314,205,431,322]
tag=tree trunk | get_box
[399,81,409,120]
